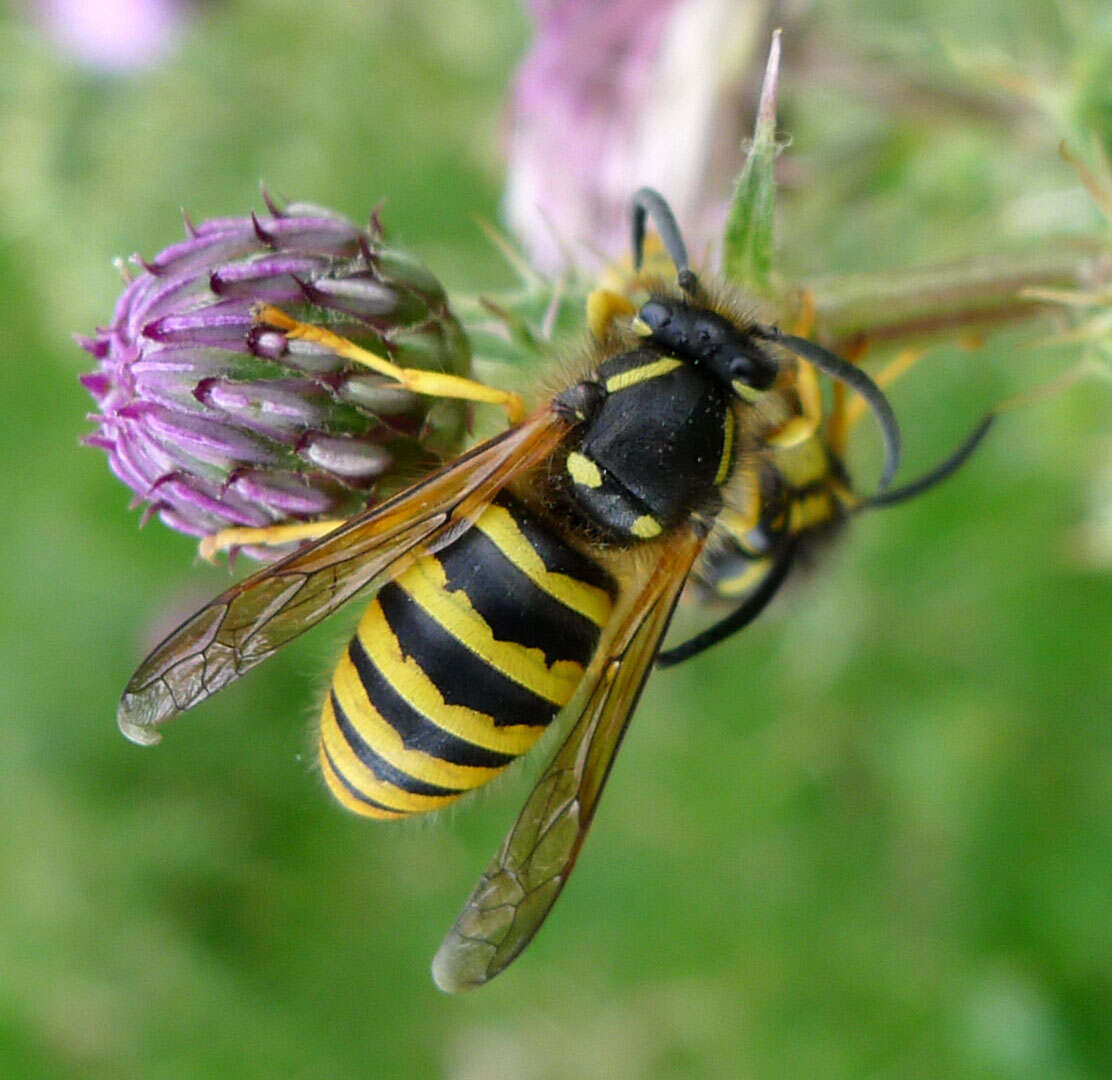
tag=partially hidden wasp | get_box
[117,189,995,991]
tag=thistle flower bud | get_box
[80,195,470,558]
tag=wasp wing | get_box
[431,528,705,992]
[119,408,568,745]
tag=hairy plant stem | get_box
[789,238,1110,350]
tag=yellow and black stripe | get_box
[319,493,617,819]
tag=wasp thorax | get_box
[635,298,778,396]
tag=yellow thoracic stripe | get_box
[631,515,662,539]
[715,406,735,486]
[395,558,585,706]
[473,504,613,628]
[331,650,503,790]
[604,355,683,393]
[321,693,459,814]
[357,599,547,754]
[318,740,406,820]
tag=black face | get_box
[636,298,778,396]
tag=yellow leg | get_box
[255,305,525,424]
[823,337,871,457]
[790,288,816,339]
[713,467,765,546]
[766,289,824,449]
[199,518,347,563]
[716,501,761,543]
[840,346,926,436]
[767,359,823,448]
[826,381,848,457]
[587,288,636,341]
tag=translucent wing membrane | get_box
[431,528,705,992]
[119,408,569,745]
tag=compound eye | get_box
[636,300,670,333]
[728,356,750,379]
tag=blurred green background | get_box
[4,1,1112,1076]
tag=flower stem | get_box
[792,239,1110,349]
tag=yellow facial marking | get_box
[631,316,653,337]
[605,356,683,393]
[631,515,663,539]
[567,450,603,490]
[732,380,766,403]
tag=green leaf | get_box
[723,30,781,293]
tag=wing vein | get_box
[431,528,705,992]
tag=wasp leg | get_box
[715,486,763,547]
[657,538,797,667]
[835,346,926,449]
[762,328,901,493]
[587,288,636,341]
[255,304,526,424]
[792,287,817,340]
[820,337,870,457]
[701,555,773,601]
[766,290,822,449]
[767,358,823,448]
[198,518,347,563]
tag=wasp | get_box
[117,189,993,991]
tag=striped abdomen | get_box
[319,494,616,819]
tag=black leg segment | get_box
[656,539,798,668]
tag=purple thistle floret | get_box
[504,0,760,273]
[80,195,470,558]
[34,0,185,73]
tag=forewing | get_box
[431,528,705,992]
[119,408,568,745]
